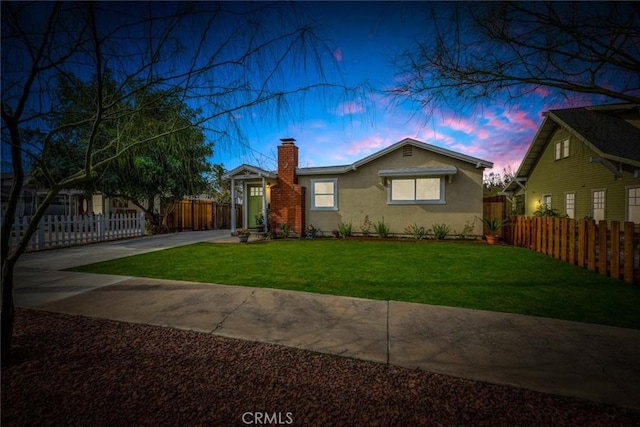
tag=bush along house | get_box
[224,138,493,237]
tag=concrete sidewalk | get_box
[14,231,640,411]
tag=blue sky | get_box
[2,1,613,178]
[211,1,586,177]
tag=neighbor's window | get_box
[555,138,570,160]
[592,189,605,222]
[542,194,552,208]
[389,178,443,204]
[565,192,575,219]
[628,187,640,223]
[311,179,338,210]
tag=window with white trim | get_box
[249,186,263,197]
[627,187,640,223]
[554,138,570,160]
[565,192,575,219]
[592,190,605,222]
[311,179,338,210]
[562,138,570,158]
[389,177,444,204]
[542,194,552,208]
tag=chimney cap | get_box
[280,138,296,145]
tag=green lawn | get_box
[69,240,640,329]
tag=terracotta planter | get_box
[486,234,499,245]
[238,235,249,243]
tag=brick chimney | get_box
[270,138,305,236]
[277,138,298,186]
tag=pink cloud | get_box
[333,48,343,62]
[346,135,387,156]
[334,100,365,117]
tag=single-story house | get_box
[1,173,141,218]
[224,138,493,236]
[502,103,640,223]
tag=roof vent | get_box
[402,145,413,157]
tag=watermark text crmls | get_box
[241,412,293,425]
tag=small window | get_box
[565,192,575,219]
[249,187,263,197]
[628,187,640,223]
[562,138,570,158]
[542,194,552,208]
[311,179,338,210]
[592,190,605,222]
[389,177,444,204]
[555,142,562,160]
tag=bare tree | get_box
[390,2,640,114]
[1,1,358,365]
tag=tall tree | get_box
[33,75,214,233]
[1,1,357,365]
[390,2,640,113]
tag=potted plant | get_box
[478,217,509,245]
[254,213,265,232]
[234,228,251,243]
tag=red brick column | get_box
[270,139,305,236]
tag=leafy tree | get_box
[1,1,358,365]
[483,167,514,196]
[205,164,234,204]
[391,2,640,113]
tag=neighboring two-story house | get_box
[503,103,640,223]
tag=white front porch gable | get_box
[223,164,277,232]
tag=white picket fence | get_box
[5,212,146,251]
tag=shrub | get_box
[338,221,352,238]
[404,223,427,240]
[431,222,450,240]
[456,219,477,240]
[280,223,291,238]
[374,218,390,238]
[359,215,373,237]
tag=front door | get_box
[247,185,263,228]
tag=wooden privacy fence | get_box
[164,200,242,231]
[5,212,146,252]
[509,216,640,284]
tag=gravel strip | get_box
[2,308,639,426]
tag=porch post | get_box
[230,177,236,233]
[261,176,267,228]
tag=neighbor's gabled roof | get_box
[504,103,640,193]
[296,138,493,176]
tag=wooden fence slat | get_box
[551,218,560,259]
[598,220,608,276]
[587,220,596,272]
[624,222,634,284]
[560,218,567,262]
[568,219,576,265]
[578,220,586,268]
[610,221,620,280]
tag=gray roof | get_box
[550,107,640,163]
[504,103,640,193]
[297,138,493,176]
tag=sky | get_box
[1,1,618,179]
[210,1,582,177]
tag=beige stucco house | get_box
[224,138,493,237]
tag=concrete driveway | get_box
[13,230,640,411]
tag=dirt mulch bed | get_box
[3,308,639,426]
